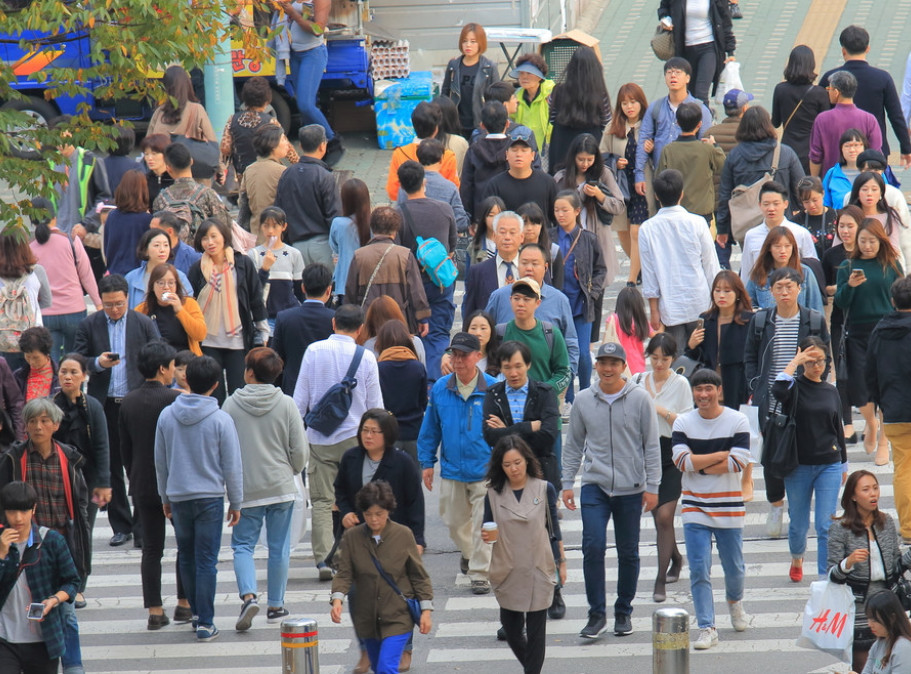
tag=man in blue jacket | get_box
[418,332,496,594]
[155,356,243,642]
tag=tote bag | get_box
[796,580,855,663]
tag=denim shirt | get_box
[635,95,713,183]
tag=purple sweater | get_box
[809,103,882,173]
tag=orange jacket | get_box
[386,142,460,201]
[135,296,207,356]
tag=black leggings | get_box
[0,640,58,674]
[683,41,717,108]
[500,607,547,674]
[201,346,246,405]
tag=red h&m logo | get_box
[810,610,848,638]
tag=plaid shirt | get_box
[27,445,70,530]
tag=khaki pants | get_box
[308,436,359,563]
[885,423,911,539]
[439,478,491,581]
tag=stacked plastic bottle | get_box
[370,39,410,80]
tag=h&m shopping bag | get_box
[796,580,855,663]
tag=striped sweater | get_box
[671,408,752,528]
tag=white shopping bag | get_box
[739,404,762,463]
[715,61,744,106]
[796,580,855,663]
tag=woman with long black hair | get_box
[330,178,372,304]
[771,45,830,174]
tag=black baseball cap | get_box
[449,332,481,353]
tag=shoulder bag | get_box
[368,538,422,625]
[729,143,782,243]
[760,377,799,479]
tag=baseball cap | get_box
[510,61,546,80]
[595,342,627,362]
[510,277,541,299]
[856,149,888,170]
[723,89,754,113]
[507,136,533,149]
[448,332,481,353]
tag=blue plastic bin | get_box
[374,71,434,150]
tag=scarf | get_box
[377,346,417,362]
[197,248,243,338]
[25,363,53,401]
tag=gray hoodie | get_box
[561,379,662,496]
[223,383,308,506]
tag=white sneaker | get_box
[693,627,718,650]
[560,401,572,422]
[765,504,784,538]
[729,600,748,632]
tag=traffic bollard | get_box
[281,617,320,674]
[653,607,689,674]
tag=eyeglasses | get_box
[154,279,177,288]
[102,301,127,309]
[361,428,383,436]
[806,359,826,367]
[665,68,685,76]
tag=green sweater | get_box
[503,319,571,394]
[834,257,903,326]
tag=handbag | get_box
[892,570,911,611]
[796,580,855,663]
[671,354,703,380]
[729,143,782,243]
[650,25,675,61]
[760,380,799,479]
[369,545,422,625]
[170,104,219,180]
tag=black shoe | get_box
[846,432,858,444]
[147,613,171,630]
[548,588,566,620]
[133,537,143,549]
[173,605,194,624]
[317,562,334,581]
[496,626,507,641]
[460,556,469,575]
[729,2,743,18]
[613,613,633,636]
[324,136,345,167]
[109,532,132,547]
[74,593,87,609]
[579,614,606,639]
[235,598,259,632]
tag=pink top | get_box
[30,230,101,315]
[606,313,652,374]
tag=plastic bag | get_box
[715,61,744,106]
[739,404,762,463]
[796,580,855,663]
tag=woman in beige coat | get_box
[482,435,566,674]
[331,481,433,674]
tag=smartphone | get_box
[696,318,705,330]
[851,269,866,279]
[27,603,44,621]
[586,180,599,187]
[108,353,120,361]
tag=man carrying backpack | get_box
[152,144,230,241]
[292,305,383,580]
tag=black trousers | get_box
[103,398,139,539]
[500,607,547,674]
[683,41,717,108]
[201,346,246,405]
[135,499,186,608]
[0,639,58,674]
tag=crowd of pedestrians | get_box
[5,10,911,674]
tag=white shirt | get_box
[739,219,819,283]
[495,253,519,288]
[684,0,713,46]
[638,205,720,328]
[293,334,384,445]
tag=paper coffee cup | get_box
[482,521,498,542]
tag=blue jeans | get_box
[289,44,334,140]
[60,600,82,672]
[422,280,455,381]
[683,523,745,629]
[565,317,592,403]
[363,632,411,674]
[232,500,295,607]
[784,462,843,576]
[171,498,225,628]
[579,485,642,618]
[44,311,86,363]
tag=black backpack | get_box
[305,347,365,435]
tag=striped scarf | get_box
[198,248,242,338]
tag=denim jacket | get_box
[635,94,713,183]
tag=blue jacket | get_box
[173,241,203,276]
[124,261,194,310]
[746,263,824,313]
[417,370,496,482]
[635,94,713,183]
[822,163,852,209]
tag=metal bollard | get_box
[653,607,689,674]
[281,617,320,674]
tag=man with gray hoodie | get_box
[223,347,308,632]
[562,342,661,640]
[155,356,244,643]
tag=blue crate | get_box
[322,38,370,91]
[374,71,433,150]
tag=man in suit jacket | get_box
[272,263,335,396]
[74,274,160,548]
[462,210,524,319]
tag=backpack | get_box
[496,321,555,352]
[305,347,365,435]
[160,183,208,238]
[729,143,782,244]
[0,277,36,352]
[398,202,458,289]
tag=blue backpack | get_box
[415,236,458,289]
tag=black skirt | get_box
[845,322,876,407]
[658,435,682,507]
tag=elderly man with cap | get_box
[417,332,497,594]
[706,89,753,155]
[562,341,661,640]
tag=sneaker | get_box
[560,401,572,422]
[324,136,346,168]
[496,626,507,641]
[765,504,784,538]
[317,562,334,581]
[196,624,220,642]
[548,587,566,620]
[267,607,290,624]
[470,579,490,595]
[579,614,607,639]
[235,598,259,632]
[729,601,748,632]
[173,605,193,624]
[147,613,170,630]
[693,627,718,650]
[613,613,633,636]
